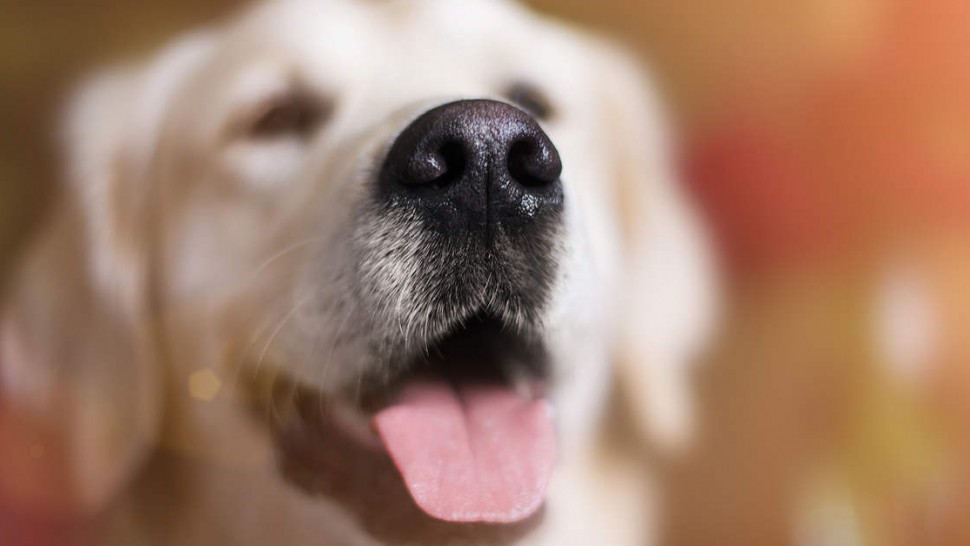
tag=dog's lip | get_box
[297,392,385,449]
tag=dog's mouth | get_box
[371,311,555,524]
[268,311,556,528]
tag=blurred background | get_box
[2,0,969,544]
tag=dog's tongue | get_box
[372,380,556,523]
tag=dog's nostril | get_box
[508,137,562,187]
[432,141,467,188]
[404,140,467,188]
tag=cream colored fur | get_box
[0,1,716,544]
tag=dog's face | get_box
[155,0,630,528]
[1,0,716,544]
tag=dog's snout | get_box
[378,99,563,233]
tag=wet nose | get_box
[377,99,563,235]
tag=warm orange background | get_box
[3,1,970,545]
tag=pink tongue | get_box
[372,380,556,523]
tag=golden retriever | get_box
[0,0,716,544]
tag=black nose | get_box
[378,99,563,235]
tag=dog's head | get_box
[0,0,716,543]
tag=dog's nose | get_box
[378,99,563,234]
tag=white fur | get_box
[0,0,717,543]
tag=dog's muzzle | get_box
[288,100,569,526]
[377,99,564,236]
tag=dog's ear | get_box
[595,44,720,451]
[0,66,161,519]
[0,36,212,517]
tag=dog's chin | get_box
[259,311,555,546]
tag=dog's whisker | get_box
[252,293,313,423]
[273,373,300,427]
[255,294,313,374]
[353,368,365,408]
[317,305,354,416]
[246,235,329,284]
[226,290,294,391]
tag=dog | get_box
[0,0,716,544]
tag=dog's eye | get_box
[248,94,330,140]
[503,82,555,120]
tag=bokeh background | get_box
[2,0,969,544]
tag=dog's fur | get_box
[0,1,716,544]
